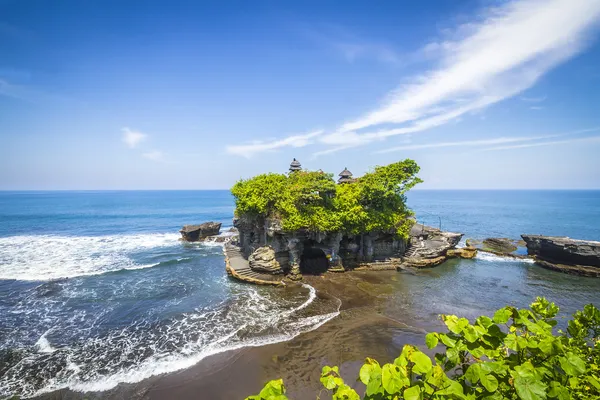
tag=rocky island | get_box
[214,159,471,285]
[522,235,600,277]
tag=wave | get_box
[476,252,534,264]
[0,233,186,281]
[0,284,340,398]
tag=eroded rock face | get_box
[403,224,463,268]
[180,222,222,242]
[521,235,600,270]
[447,246,478,259]
[249,246,282,274]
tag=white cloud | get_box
[376,127,600,153]
[481,135,600,151]
[319,0,600,148]
[142,150,164,161]
[122,128,147,148]
[224,0,600,158]
[225,130,323,158]
[529,106,544,110]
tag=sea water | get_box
[0,190,599,397]
[0,191,339,397]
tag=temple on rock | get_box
[225,159,468,284]
[337,167,354,184]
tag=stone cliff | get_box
[521,235,600,276]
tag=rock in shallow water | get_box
[521,235,600,275]
[179,222,222,242]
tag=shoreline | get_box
[35,270,436,400]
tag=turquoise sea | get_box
[0,190,599,398]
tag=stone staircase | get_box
[404,243,420,258]
[225,244,284,285]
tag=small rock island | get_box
[220,158,471,285]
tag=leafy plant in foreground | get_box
[246,298,600,400]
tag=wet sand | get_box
[37,271,433,400]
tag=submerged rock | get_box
[521,235,600,276]
[180,222,222,242]
[482,238,518,254]
[249,246,282,274]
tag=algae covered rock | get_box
[447,246,478,259]
[482,238,518,254]
[249,246,282,274]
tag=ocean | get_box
[1,190,599,398]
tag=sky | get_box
[1,0,600,190]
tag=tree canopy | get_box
[230,159,423,238]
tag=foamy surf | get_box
[476,252,534,264]
[0,282,340,398]
[0,233,191,280]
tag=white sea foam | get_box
[35,330,56,353]
[0,281,341,398]
[476,252,534,264]
[0,233,181,281]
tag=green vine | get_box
[247,298,600,400]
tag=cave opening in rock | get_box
[300,241,329,275]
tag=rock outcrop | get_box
[248,246,283,274]
[521,235,600,277]
[403,224,463,268]
[180,222,222,242]
[447,246,478,259]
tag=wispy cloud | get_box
[224,0,600,158]
[142,150,164,162]
[121,128,147,149]
[0,78,71,104]
[481,135,600,151]
[225,130,323,158]
[298,24,402,65]
[321,0,600,149]
[375,127,600,153]
[529,106,544,110]
[521,95,547,102]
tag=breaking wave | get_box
[476,252,534,264]
[0,233,188,280]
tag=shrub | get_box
[231,160,422,238]
[246,298,600,399]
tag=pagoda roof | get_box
[289,158,302,171]
[338,167,353,177]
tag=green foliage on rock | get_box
[246,298,600,400]
[231,159,423,237]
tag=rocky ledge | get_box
[180,222,222,242]
[403,224,469,268]
[521,235,600,277]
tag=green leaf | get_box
[480,373,498,392]
[382,363,406,394]
[466,363,481,384]
[439,334,457,348]
[359,357,381,385]
[493,308,512,324]
[410,350,433,374]
[548,381,569,400]
[514,375,547,400]
[559,352,586,377]
[258,379,287,399]
[463,325,480,343]
[333,384,360,400]
[425,333,439,349]
[403,385,421,400]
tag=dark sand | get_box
[37,271,434,400]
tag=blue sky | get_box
[1,0,600,190]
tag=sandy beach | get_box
[37,270,436,400]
